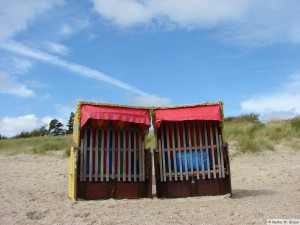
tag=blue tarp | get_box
[165,150,212,172]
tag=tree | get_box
[0,134,7,139]
[13,124,48,138]
[67,112,74,134]
[48,119,64,136]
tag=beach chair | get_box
[69,102,152,200]
[153,102,232,198]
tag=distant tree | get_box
[67,112,74,134]
[14,131,31,138]
[35,124,48,136]
[13,124,48,138]
[0,134,8,139]
[48,119,64,136]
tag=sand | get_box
[0,148,299,225]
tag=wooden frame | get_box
[154,120,232,198]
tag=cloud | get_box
[1,41,173,104]
[0,114,67,137]
[129,94,172,106]
[45,42,70,55]
[0,0,62,41]
[0,114,41,137]
[0,40,151,96]
[0,56,33,74]
[0,71,34,97]
[90,0,300,46]
[55,101,78,118]
[91,0,249,27]
[241,73,300,120]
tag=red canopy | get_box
[154,105,222,128]
[80,104,151,128]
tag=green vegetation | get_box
[0,135,72,155]
[1,114,299,156]
[224,115,300,154]
[146,130,156,150]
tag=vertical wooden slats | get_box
[83,128,87,181]
[219,134,225,178]
[79,122,150,183]
[89,127,93,181]
[193,121,200,180]
[176,122,183,181]
[111,128,115,180]
[209,121,216,179]
[214,122,222,178]
[187,121,194,176]
[128,128,132,181]
[203,121,211,179]
[100,128,104,181]
[166,123,172,181]
[139,131,142,181]
[161,128,167,182]
[133,129,137,181]
[171,123,178,181]
[142,141,145,181]
[106,128,110,181]
[95,128,98,181]
[158,139,163,181]
[122,129,126,181]
[117,129,121,181]
[198,121,205,179]
[182,122,189,180]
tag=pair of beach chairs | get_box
[68,101,231,200]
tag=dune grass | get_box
[224,117,300,154]
[146,130,156,150]
[0,135,72,155]
[1,116,299,156]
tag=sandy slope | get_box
[0,148,299,225]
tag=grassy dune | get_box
[0,116,299,155]
[0,135,72,155]
[224,116,300,154]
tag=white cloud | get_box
[0,71,34,97]
[45,42,70,55]
[12,58,33,74]
[55,101,78,118]
[0,114,68,137]
[90,0,300,46]
[0,40,150,96]
[0,56,33,74]
[129,94,171,106]
[0,115,41,137]
[241,73,300,120]
[91,0,249,27]
[0,0,62,41]
[1,41,172,104]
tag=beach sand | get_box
[0,147,299,225]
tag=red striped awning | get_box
[154,105,222,128]
[80,104,151,128]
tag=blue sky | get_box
[0,0,300,137]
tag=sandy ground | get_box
[0,147,299,225]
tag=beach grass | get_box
[0,135,72,155]
[224,117,300,154]
[1,116,299,156]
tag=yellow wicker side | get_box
[68,147,76,199]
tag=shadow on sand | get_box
[232,189,277,199]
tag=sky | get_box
[0,0,300,137]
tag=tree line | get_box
[0,112,74,139]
